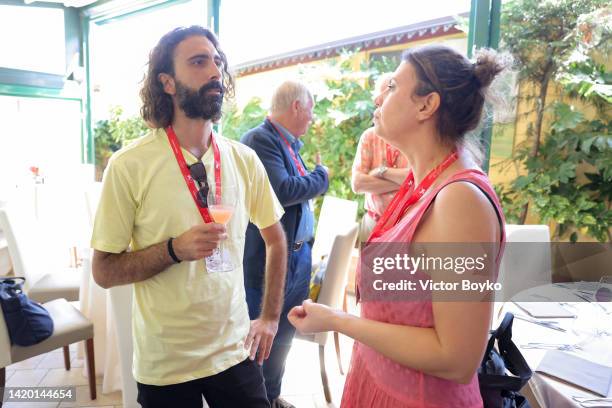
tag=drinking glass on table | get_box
[205,183,236,273]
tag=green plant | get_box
[301,54,383,213]
[222,51,398,217]
[94,106,148,180]
[500,103,611,242]
[497,1,611,241]
[221,98,267,141]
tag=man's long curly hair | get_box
[140,26,235,129]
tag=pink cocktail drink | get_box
[209,204,234,225]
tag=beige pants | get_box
[358,212,378,244]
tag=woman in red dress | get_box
[289,45,509,407]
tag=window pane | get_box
[90,0,206,121]
[0,95,82,197]
[0,5,65,74]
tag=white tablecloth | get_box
[499,284,612,407]
[78,248,123,394]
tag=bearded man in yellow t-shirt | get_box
[91,26,286,408]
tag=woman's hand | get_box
[288,299,343,334]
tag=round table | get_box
[498,283,612,407]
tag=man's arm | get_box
[352,171,401,194]
[380,167,410,185]
[351,128,399,195]
[92,223,227,289]
[93,244,172,289]
[245,221,287,364]
[243,132,328,207]
[357,166,409,190]
[260,222,287,320]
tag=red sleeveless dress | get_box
[341,169,506,408]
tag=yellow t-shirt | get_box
[91,128,284,386]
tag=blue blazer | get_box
[241,118,329,288]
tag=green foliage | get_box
[497,1,611,242]
[559,60,612,107]
[501,0,608,84]
[557,7,612,108]
[221,98,267,141]
[94,107,148,179]
[500,107,611,242]
[222,52,398,217]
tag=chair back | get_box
[497,224,552,305]
[311,196,358,265]
[0,232,11,276]
[108,284,139,408]
[313,223,359,346]
[553,242,611,283]
[0,207,46,290]
[0,297,13,368]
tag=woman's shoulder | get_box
[419,171,500,243]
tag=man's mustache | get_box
[198,81,224,96]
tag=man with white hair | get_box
[241,81,328,408]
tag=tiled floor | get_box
[279,332,354,408]
[3,347,122,408]
[2,296,359,408]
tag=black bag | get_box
[478,312,533,408]
[0,277,54,346]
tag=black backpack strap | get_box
[478,373,526,391]
[485,312,533,388]
[495,312,515,339]
[482,312,514,366]
[0,276,26,285]
[0,277,27,300]
[499,337,532,385]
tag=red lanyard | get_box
[386,144,400,167]
[368,150,459,241]
[268,117,306,176]
[166,126,222,223]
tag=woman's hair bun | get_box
[472,48,511,88]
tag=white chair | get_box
[495,224,552,319]
[311,196,358,265]
[553,241,611,283]
[0,295,97,403]
[0,232,11,276]
[300,223,359,403]
[0,207,81,303]
[108,284,140,408]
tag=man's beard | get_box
[175,79,225,121]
